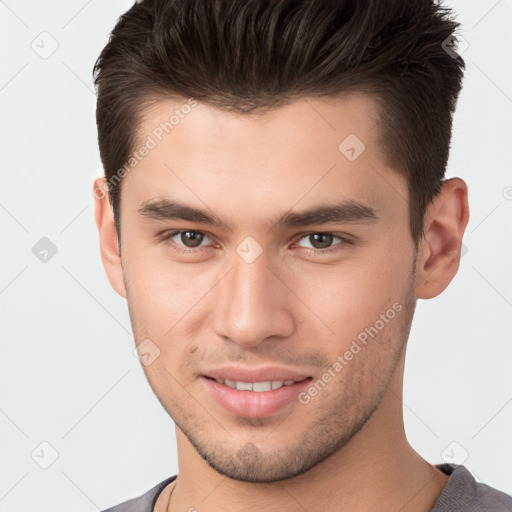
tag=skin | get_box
[94,94,469,511]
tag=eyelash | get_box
[158,230,353,256]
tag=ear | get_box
[415,177,470,299]
[93,176,127,298]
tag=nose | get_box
[212,248,295,348]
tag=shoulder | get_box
[432,464,512,512]
[100,475,177,512]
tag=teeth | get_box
[252,381,272,392]
[236,381,253,391]
[214,378,299,392]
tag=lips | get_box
[201,366,312,418]
[212,377,300,392]
[204,366,310,383]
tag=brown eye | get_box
[294,232,352,255]
[297,233,340,250]
[178,231,205,248]
[308,233,335,249]
[160,230,213,253]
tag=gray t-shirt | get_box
[101,463,512,511]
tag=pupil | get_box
[179,232,333,249]
[311,233,332,249]
[182,231,203,247]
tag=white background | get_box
[0,1,511,510]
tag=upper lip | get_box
[203,366,311,383]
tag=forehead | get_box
[136,93,383,161]
[123,94,408,229]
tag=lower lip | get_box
[201,376,312,418]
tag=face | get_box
[107,94,419,482]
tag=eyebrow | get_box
[138,198,379,231]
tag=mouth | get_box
[201,374,313,418]
[205,376,310,392]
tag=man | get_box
[92,0,512,510]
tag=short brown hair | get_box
[93,0,465,248]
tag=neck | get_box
[163,352,448,512]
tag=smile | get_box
[211,378,304,392]
[201,375,313,418]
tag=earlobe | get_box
[415,178,470,300]
[93,176,127,299]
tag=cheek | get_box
[123,245,228,348]
[124,243,197,308]
[290,251,409,349]
[124,228,412,340]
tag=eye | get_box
[158,230,352,257]
[294,232,351,254]
[159,230,214,254]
